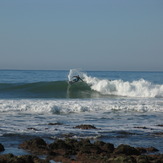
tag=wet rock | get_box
[146,147,159,153]
[148,154,163,163]
[157,124,163,127]
[49,139,71,150]
[137,146,159,154]
[49,139,73,155]
[0,154,49,163]
[0,154,10,161]
[77,138,91,148]
[19,137,47,154]
[0,143,5,152]
[65,138,79,150]
[74,124,97,129]
[134,126,147,129]
[136,147,147,154]
[0,154,16,163]
[79,143,101,154]
[76,153,108,163]
[18,155,49,163]
[152,132,163,136]
[27,127,39,131]
[94,141,114,153]
[114,144,140,155]
[108,155,136,163]
[48,122,63,125]
[19,138,163,163]
[136,155,149,163]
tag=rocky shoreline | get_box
[0,138,163,163]
[0,124,163,163]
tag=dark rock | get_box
[94,141,114,153]
[0,154,49,163]
[0,154,15,163]
[0,143,5,152]
[27,127,39,131]
[136,147,147,154]
[48,122,63,125]
[108,155,136,163]
[152,132,163,136]
[19,137,47,154]
[157,124,163,127]
[134,126,148,129]
[102,143,115,153]
[78,138,91,147]
[136,155,149,163]
[74,124,97,129]
[146,147,159,153]
[47,150,58,156]
[48,139,73,155]
[76,139,93,151]
[18,138,163,163]
[79,143,101,154]
[148,154,163,163]
[49,139,71,150]
[65,138,79,150]
[137,146,159,154]
[114,144,141,155]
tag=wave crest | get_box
[83,74,163,98]
[0,69,162,99]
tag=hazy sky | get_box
[0,0,163,71]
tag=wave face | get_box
[0,81,96,99]
[0,69,162,99]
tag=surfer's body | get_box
[72,75,83,83]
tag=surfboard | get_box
[68,80,77,85]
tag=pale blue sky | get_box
[0,0,163,71]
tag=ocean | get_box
[0,69,163,155]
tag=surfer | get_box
[72,75,83,83]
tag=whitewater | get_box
[0,69,163,155]
[84,75,163,98]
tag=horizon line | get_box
[0,68,163,72]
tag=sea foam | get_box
[83,74,163,98]
[0,98,162,114]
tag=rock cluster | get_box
[0,138,163,163]
[0,153,48,163]
[17,137,163,163]
[0,143,5,152]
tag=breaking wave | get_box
[69,69,163,98]
[83,74,163,98]
[0,69,162,99]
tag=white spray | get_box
[68,69,163,98]
[83,73,163,98]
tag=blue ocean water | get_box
[0,69,163,155]
[0,69,162,99]
[0,69,162,84]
